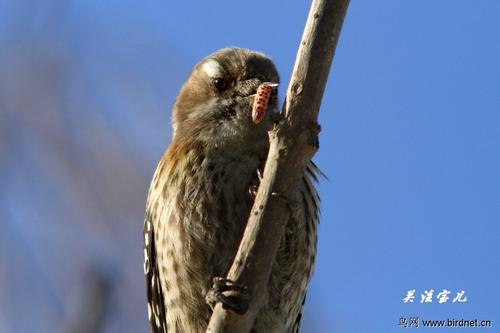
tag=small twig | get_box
[205,1,349,332]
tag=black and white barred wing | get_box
[144,213,168,333]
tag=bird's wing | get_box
[293,162,322,333]
[144,213,168,333]
[291,294,307,333]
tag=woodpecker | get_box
[144,47,319,333]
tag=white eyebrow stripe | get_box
[202,59,222,78]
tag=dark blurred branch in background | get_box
[59,264,115,333]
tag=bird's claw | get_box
[205,277,250,315]
[257,168,263,181]
[249,168,264,199]
[248,185,259,199]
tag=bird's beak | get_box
[238,79,279,98]
[262,82,279,89]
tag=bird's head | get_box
[171,48,279,154]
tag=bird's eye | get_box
[212,78,228,92]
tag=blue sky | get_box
[1,1,499,332]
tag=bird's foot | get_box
[248,185,259,199]
[205,277,250,315]
[249,165,265,199]
[257,168,264,181]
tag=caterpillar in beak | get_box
[252,82,278,124]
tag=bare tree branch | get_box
[206,1,350,332]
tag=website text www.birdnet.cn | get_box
[399,317,493,329]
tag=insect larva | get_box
[252,82,278,124]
